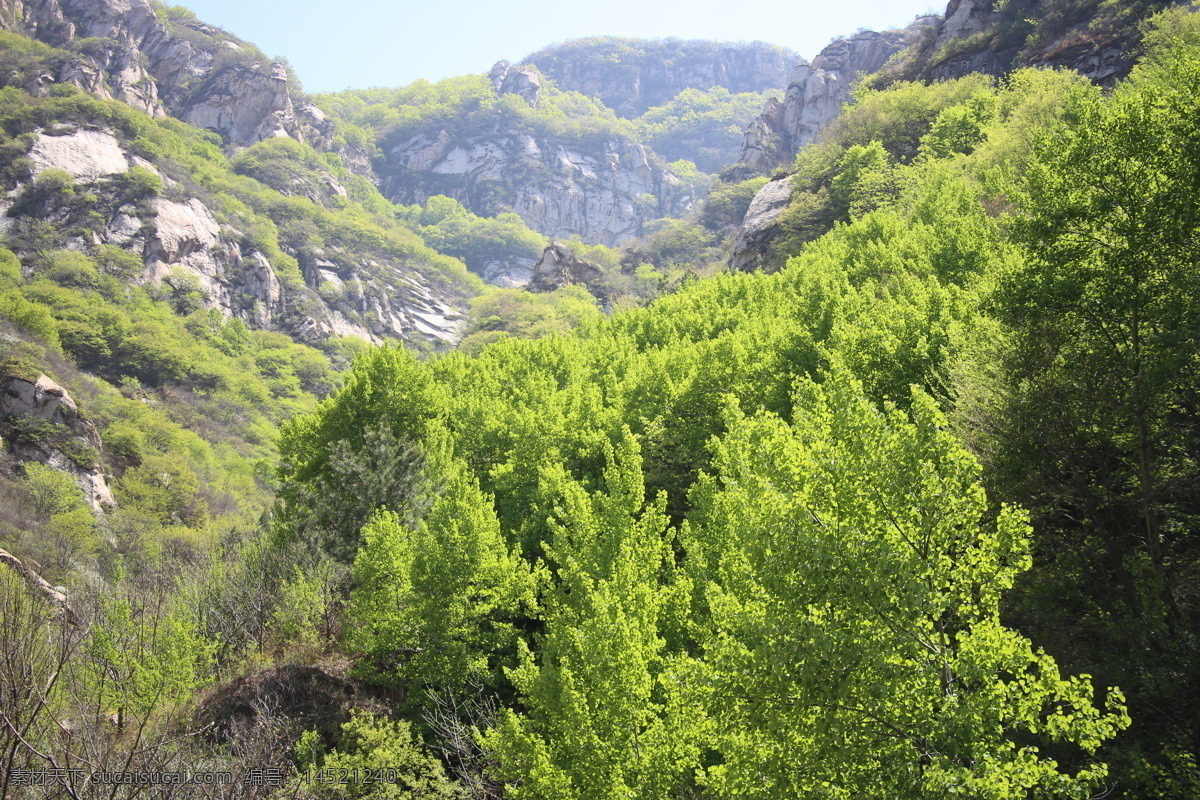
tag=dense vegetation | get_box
[874,0,1184,85]
[522,37,795,116]
[2,4,1200,800]
[631,87,779,172]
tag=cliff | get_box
[736,19,939,175]
[524,38,795,118]
[1,122,468,347]
[0,0,333,147]
[883,0,1192,87]
[378,127,696,249]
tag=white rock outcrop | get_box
[28,128,129,180]
[728,176,794,273]
[1,373,116,511]
[737,20,938,173]
[382,132,695,247]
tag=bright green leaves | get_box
[277,345,447,560]
[348,462,533,694]
[830,141,896,219]
[485,432,710,800]
[921,92,998,160]
[83,590,214,731]
[297,711,465,800]
[685,369,1127,799]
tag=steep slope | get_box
[874,0,1192,86]
[0,0,335,147]
[0,87,478,349]
[324,73,703,248]
[725,0,1195,273]
[523,37,795,118]
[735,18,939,176]
[0,0,501,348]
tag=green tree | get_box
[276,345,446,561]
[484,432,709,800]
[296,711,464,799]
[971,15,1200,793]
[348,462,533,694]
[684,369,1128,799]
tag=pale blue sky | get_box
[173,0,947,95]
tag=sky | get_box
[171,0,947,95]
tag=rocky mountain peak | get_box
[490,60,542,108]
[0,0,332,146]
[523,38,796,118]
[736,18,939,175]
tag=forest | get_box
[1,1,1199,799]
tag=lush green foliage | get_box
[4,6,1200,799]
[273,46,1169,790]
[316,74,634,150]
[632,87,779,172]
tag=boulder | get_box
[528,241,608,297]
[1,373,115,511]
[728,176,793,273]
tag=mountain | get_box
[523,37,796,118]
[876,0,1192,86]
[353,71,701,249]
[724,0,1193,274]
[4,1,1200,798]
[0,0,333,147]
[735,19,939,176]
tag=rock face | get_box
[913,0,1191,86]
[480,257,537,288]
[490,61,542,108]
[379,131,696,247]
[0,0,333,146]
[728,176,794,273]
[133,195,464,346]
[12,123,466,347]
[28,128,130,178]
[737,20,938,174]
[1,373,115,511]
[295,255,465,346]
[524,38,796,118]
[527,241,608,298]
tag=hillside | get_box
[523,37,796,117]
[2,1,1200,799]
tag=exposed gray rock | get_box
[1,373,115,511]
[146,197,219,264]
[0,0,471,351]
[0,0,332,147]
[525,38,796,118]
[481,257,536,288]
[728,176,793,273]
[490,61,542,108]
[737,20,938,174]
[295,252,466,345]
[931,0,993,54]
[528,241,608,298]
[28,128,129,180]
[380,131,695,247]
[183,62,306,143]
